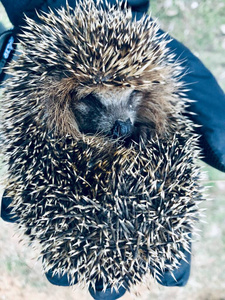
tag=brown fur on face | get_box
[44,74,178,142]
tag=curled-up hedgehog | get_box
[1,0,204,292]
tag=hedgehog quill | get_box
[1,0,204,292]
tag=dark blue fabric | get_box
[45,268,78,286]
[45,267,127,299]
[1,0,149,29]
[0,29,17,82]
[158,253,191,287]
[1,191,19,223]
[89,280,127,300]
[157,29,225,172]
[156,239,192,287]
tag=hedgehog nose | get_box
[112,119,133,139]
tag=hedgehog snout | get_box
[112,118,133,139]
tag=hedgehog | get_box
[1,0,204,292]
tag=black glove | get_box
[0,191,19,223]
[1,0,149,31]
[157,28,225,172]
[0,29,17,83]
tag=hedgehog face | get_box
[71,87,143,140]
[14,3,181,143]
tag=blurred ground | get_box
[1,1,225,300]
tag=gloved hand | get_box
[1,0,66,30]
[0,191,19,223]
[1,0,225,299]
[1,0,149,31]
[45,269,127,300]
[157,28,225,172]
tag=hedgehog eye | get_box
[79,93,98,103]
[79,93,106,112]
